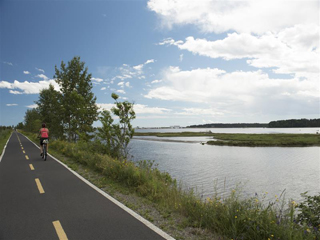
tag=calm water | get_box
[130,128,320,202]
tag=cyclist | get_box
[38,123,49,156]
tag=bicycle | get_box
[42,139,48,161]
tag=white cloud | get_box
[26,104,38,109]
[133,104,171,114]
[0,79,60,94]
[23,71,30,75]
[145,66,319,116]
[179,54,183,62]
[177,108,224,116]
[97,103,171,115]
[133,64,144,71]
[97,103,114,111]
[36,68,45,73]
[101,87,107,90]
[151,80,162,84]
[148,0,318,34]
[6,104,18,106]
[114,59,156,81]
[162,24,320,78]
[91,77,103,83]
[116,89,126,94]
[3,61,13,66]
[125,82,130,87]
[36,74,49,80]
[145,59,155,65]
[9,90,23,95]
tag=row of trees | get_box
[268,118,320,128]
[187,119,320,129]
[0,126,13,130]
[19,56,135,160]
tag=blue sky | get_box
[1,0,319,128]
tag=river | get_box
[129,128,320,202]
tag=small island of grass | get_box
[134,132,320,147]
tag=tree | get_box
[111,93,136,160]
[24,108,41,132]
[35,84,64,139]
[54,56,99,142]
[96,93,136,160]
[97,110,115,156]
[16,122,24,129]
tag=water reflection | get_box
[129,133,320,202]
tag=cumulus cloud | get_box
[0,79,60,94]
[161,24,320,79]
[145,66,319,117]
[23,71,30,75]
[147,0,318,34]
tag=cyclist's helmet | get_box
[42,123,46,128]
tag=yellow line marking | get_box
[21,147,24,150]
[35,178,45,194]
[23,150,25,154]
[29,164,34,170]
[25,155,29,160]
[53,221,68,240]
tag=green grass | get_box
[135,132,320,147]
[21,130,320,239]
[0,129,12,155]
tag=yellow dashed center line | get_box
[23,150,25,154]
[53,221,68,240]
[25,155,29,160]
[35,178,45,194]
[29,164,34,170]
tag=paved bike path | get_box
[0,132,173,240]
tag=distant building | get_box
[170,125,181,129]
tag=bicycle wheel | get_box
[43,144,47,161]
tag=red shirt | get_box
[40,128,49,138]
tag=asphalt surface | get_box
[0,132,171,240]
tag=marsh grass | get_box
[0,129,12,155]
[23,131,319,239]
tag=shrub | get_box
[296,192,320,237]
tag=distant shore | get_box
[134,132,320,147]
